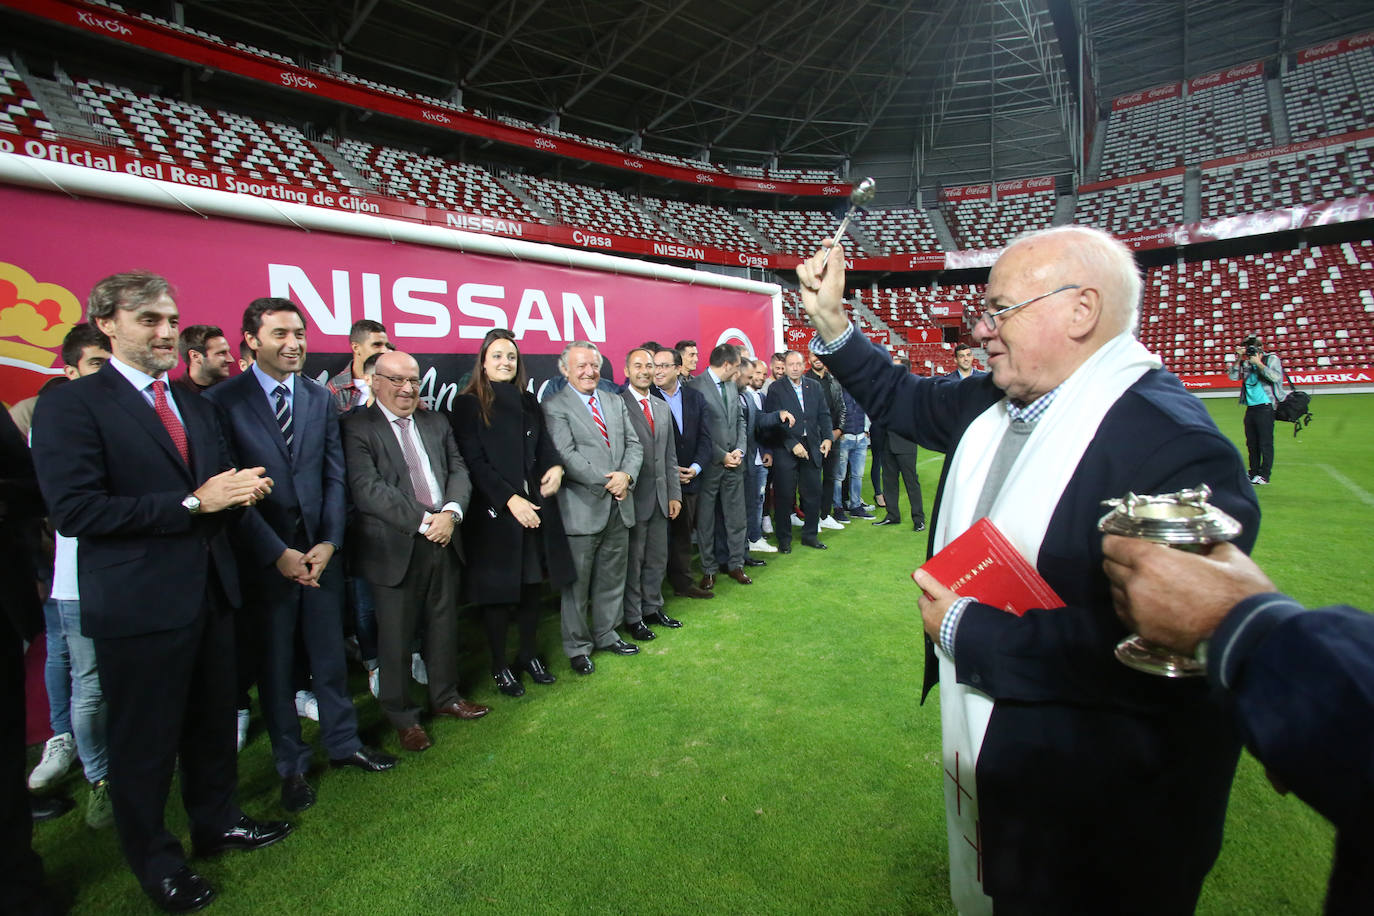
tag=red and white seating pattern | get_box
[1074,175,1184,234]
[740,208,859,257]
[1099,94,1186,178]
[943,191,1056,249]
[0,56,53,139]
[1185,79,1273,164]
[1282,49,1374,142]
[509,175,675,241]
[1137,241,1374,374]
[335,140,539,221]
[638,198,764,251]
[74,79,351,191]
[1201,143,1362,217]
[861,208,941,254]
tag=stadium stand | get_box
[335,139,539,220]
[1200,141,1365,217]
[740,207,860,257]
[862,208,942,254]
[1074,173,1185,235]
[1098,91,1186,178]
[0,55,55,139]
[1138,241,1374,374]
[942,191,1056,249]
[1282,48,1374,142]
[637,197,765,251]
[72,78,352,191]
[508,174,677,242]
[1185,75,1273,163]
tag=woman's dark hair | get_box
[461,328,526,426]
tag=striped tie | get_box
[273,384,293,451]
[589,395,611,447]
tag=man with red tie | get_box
[32,271,293,913]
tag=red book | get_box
[915,518,1063,616]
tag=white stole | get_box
[932,332,1161,914]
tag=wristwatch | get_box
[182,494,202,514]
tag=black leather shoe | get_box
[570,654,595,675]
[192,815,292,857]
[743,557,767,567]
[626,621,656,641]
[31,793,75,821]
[329,746,398,772]
[522,657,557,684]
[873,517,900,526]
[145,865,215,913]
[493,667,525,697]
[646,611,682,629]
[801,538,828,550]
[599,639,640,655]
[777,544,792,553]
[280,774,315,813]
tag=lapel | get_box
[559,385,605,449]
[99,364,193,483]
[367,404,409,481]
[238,372,293,466]
[620,389,650,441]
[413,410,445,478]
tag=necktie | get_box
[150,380,189,464]
[394,417,433,507]
[640,397,655,435]
[718,380,730,414]
[589,395,610,447]
[273,383,293,451]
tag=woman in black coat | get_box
[448,329,576,696]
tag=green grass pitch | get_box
[30,393,1372,914]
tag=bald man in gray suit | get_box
[542,341,645,675]
[619,347,682,641]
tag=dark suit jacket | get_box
[688,370,746,464]
[205,371,345,560]
[448,385,575,604]
[30,361,260,638]
[341,404,471,588]
[762,377,831,467]
[652,383,712,496]
[0,408,45,642]
[823,333,1259,909]
[740,387,787,468]
[620,387,680,521]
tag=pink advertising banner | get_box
[0,185,774,406]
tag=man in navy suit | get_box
[31,272,292,913]
[763,351,831,551]
[206,298,396,814]
[802,228,1259,914]
[651,346,713,602]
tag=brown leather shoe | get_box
[433,700,491,721]
[698,573,716,590]
[397,725,432,752]
[674,585,715,599]
[727,567,753,585]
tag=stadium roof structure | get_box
[18,0,1374,200]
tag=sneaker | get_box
[748,538,778,554]
[367,667,380,698]
[831,510,850,523]
[1252,476,1269,486]
[861,502,877,512]
[294,690,320,722]
[411,652,428,685]
[85,779,113,829]
[790,514,805,528]
[28,733,75,790]
[914,520,927,532]
[848,507,874,519]
[818,516,845,531]
[236,708,250,752]
[761,517,774,535]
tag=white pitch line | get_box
[1317,464,1374,508]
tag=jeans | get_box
[50,599,108,782]
[42,598,71,737]
[834,434,869,509]
[746,460,767,543]
[349,576,379,669]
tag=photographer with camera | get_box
[1226,334,1287,485]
